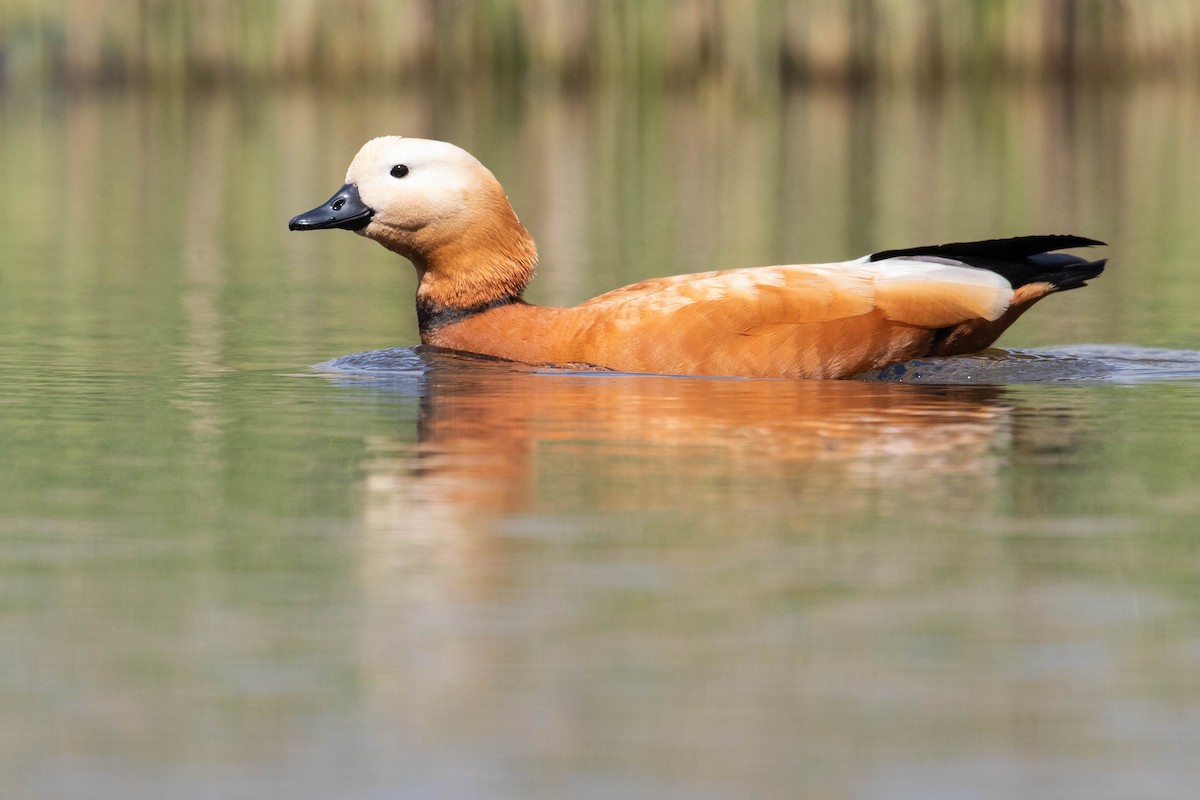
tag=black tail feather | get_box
[1028,254,1106,291]
[869,234,1106,292]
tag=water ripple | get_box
[857,345,1200,385]
[313,344,1200,385]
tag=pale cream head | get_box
[347,137,500,243]
[340,136,538,307]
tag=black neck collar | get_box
[416,294,523,332]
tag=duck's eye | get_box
[390,164,410,179]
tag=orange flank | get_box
[289,137,1106,379]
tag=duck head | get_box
[289,136,537,308]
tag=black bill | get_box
[288,183,373,231]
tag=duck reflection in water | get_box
[331,349,1078,529]
[335,348,1090,735]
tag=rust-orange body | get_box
[291,136,1104,379]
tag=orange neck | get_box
[372,183,540,336]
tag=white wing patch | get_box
[869,258,1013,326]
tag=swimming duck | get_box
[289,136,1105,379]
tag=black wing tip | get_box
[994,234,1106,250]
[870,234,1106,262]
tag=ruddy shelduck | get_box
[289,136,1106,379]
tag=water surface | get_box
[3,83,1200,799]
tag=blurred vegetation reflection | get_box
[4,79,1198,364]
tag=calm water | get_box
[3,82,1200,799]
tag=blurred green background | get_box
[6,3,1200,800]
[5,0,1200,89]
